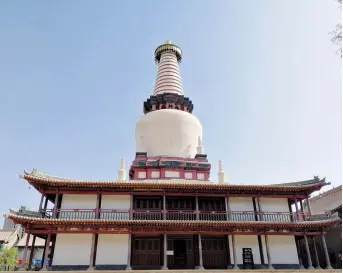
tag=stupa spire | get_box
[117,158,126,181]
[153,40,183,96]
[196,136,204,154]
[218,160,226,184]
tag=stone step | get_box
[15,269,342,273]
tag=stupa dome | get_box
[135,109,202,157]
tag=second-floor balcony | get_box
[41,209,309,223]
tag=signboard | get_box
[33,260,42,266]
[167,250,174,255]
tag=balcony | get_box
[41,209,309,223]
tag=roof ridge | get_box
[23,175,325,187]
[22,170,328,188]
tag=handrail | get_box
[38,209,309,222]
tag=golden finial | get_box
[165,40,172,44]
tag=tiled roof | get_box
[22,172,328,193]
[8,213,340,229]
[16,233,47,247]
[270,176,327,187]
[309,185,342,202]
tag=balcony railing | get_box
[41,209,309,223]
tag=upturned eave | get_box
[21,170,329,195]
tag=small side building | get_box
[16,234,49,268]
[0,229,19,250]
[302,185,342,269]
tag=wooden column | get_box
[197,234,204,270]
[264,234,274,269]
[257,195,263,221]
[294,198,300,222]
[195,196,200,220]
[38,195,44,213]
[162,234,168,270]
[163,194,167,220]
[28,235,36,270]
[312,237,321,269]
[89,193,101,270]
[43,196,48,210]
[126,233,132,270]
[88,234,96,270]
[49,235,57,268]
[321,233,333,269]
[52,193,59,218]
[225,196,231,269]
[41,237,47,269]
[96,192,101,219]
[295,239,305,270]
[304,234,314,269]
[22,232,31,269]
[225,196,230,221]
[42,196,49,218]
[294,198,299,212]
[42,233,51,271]
[126,193,133,270]
[306,197,312,219]
[231,234,239,269]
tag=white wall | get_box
[260,198,289,212]
[53,234,92,265]
[229,235,262,264]
[165,171,180,178]
[229,197,255,221]
[100,195,130,220]
[260,198,291,222]
[261,235,298,264]
[101,195,130,210]
[151,171,160,178]
[96,235,129,265]
[59,195,97,219]
[61,194,97,209]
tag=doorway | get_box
[173,239,187,268]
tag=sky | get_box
[0,0,341,226]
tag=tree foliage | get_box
[331,0,342,57]
[0,247,19,271]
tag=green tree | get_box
[0,247,19,271]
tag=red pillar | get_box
[304,234,314,269]
[231,234,239,269]
[162,234,168,270]
[28,235,36,269]
[306,196,312,220]
[88,234,96,270]
[42,233,51,270]
[52,193,59,218]
[22,232,31,269]
[321,233,333,269]
[257,195,263,221]
[264,234,274,270]
[197,234,204,270]
[126,194,133,270]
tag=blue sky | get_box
[0,0,341,224]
